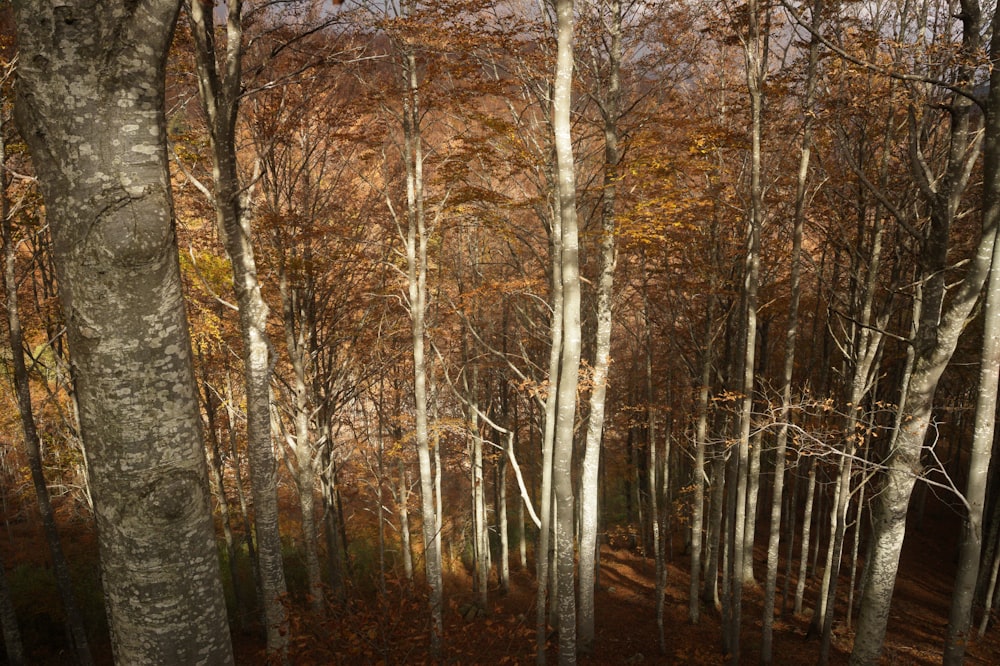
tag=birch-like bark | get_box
[730,0,766,656]
[578,0,621,650]
[689,310,712,624]
[761,1,818,654]
[187,1,290,654]
[944,14,1000,665]
[12,1,233,661]
[398,2,444,648]
[851,3,988,661]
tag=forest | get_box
[4,0,1000,664]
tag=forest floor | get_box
[6,489,1000,665]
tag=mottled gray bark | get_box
[12,1,233,662]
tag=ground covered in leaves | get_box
[6,492,1000,664]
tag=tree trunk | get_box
[795,458,817,615]
[498,446,511,594]
[398,8,444,649]
[199,364,247,629]
[703,452,726,609]
[552,1,582,661]
[944,20,1000,665]
[12,2,234,661]
[761,10,814,641]
[187,2,290,654]
[578,0,621,648]
[399,459,414,581]
[690,312,712,624]
[729,3,767,658]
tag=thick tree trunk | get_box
[12,2,233,661]
[851,248,993,662]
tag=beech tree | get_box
[186,0,291,654]
[11,0,233,662]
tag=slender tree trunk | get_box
[742,429,762,586]
[398,10,444,649]
[761,13,813,641]
[578,0,621,648]
[703,452,725,609]
[399,459,414,581]
[944,77,1000,666]
[200,368,247,629]
[690,312,713,624]
[730,2,767,658]
[188,2,290,654]
[225,370,260,605]
[535,234,560,665]
[276,266,324,614]
[795,458,817,615]
[979,523,1000,635]
[498,447,511,594]
[550,2,582,662]
[846,479,866,629]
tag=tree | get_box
[186,0,291,654]
[551,0,582,661]
[943,2,1000,661]
[850,1,991,660]
[11,0,233,662]
[577,0,622,651]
